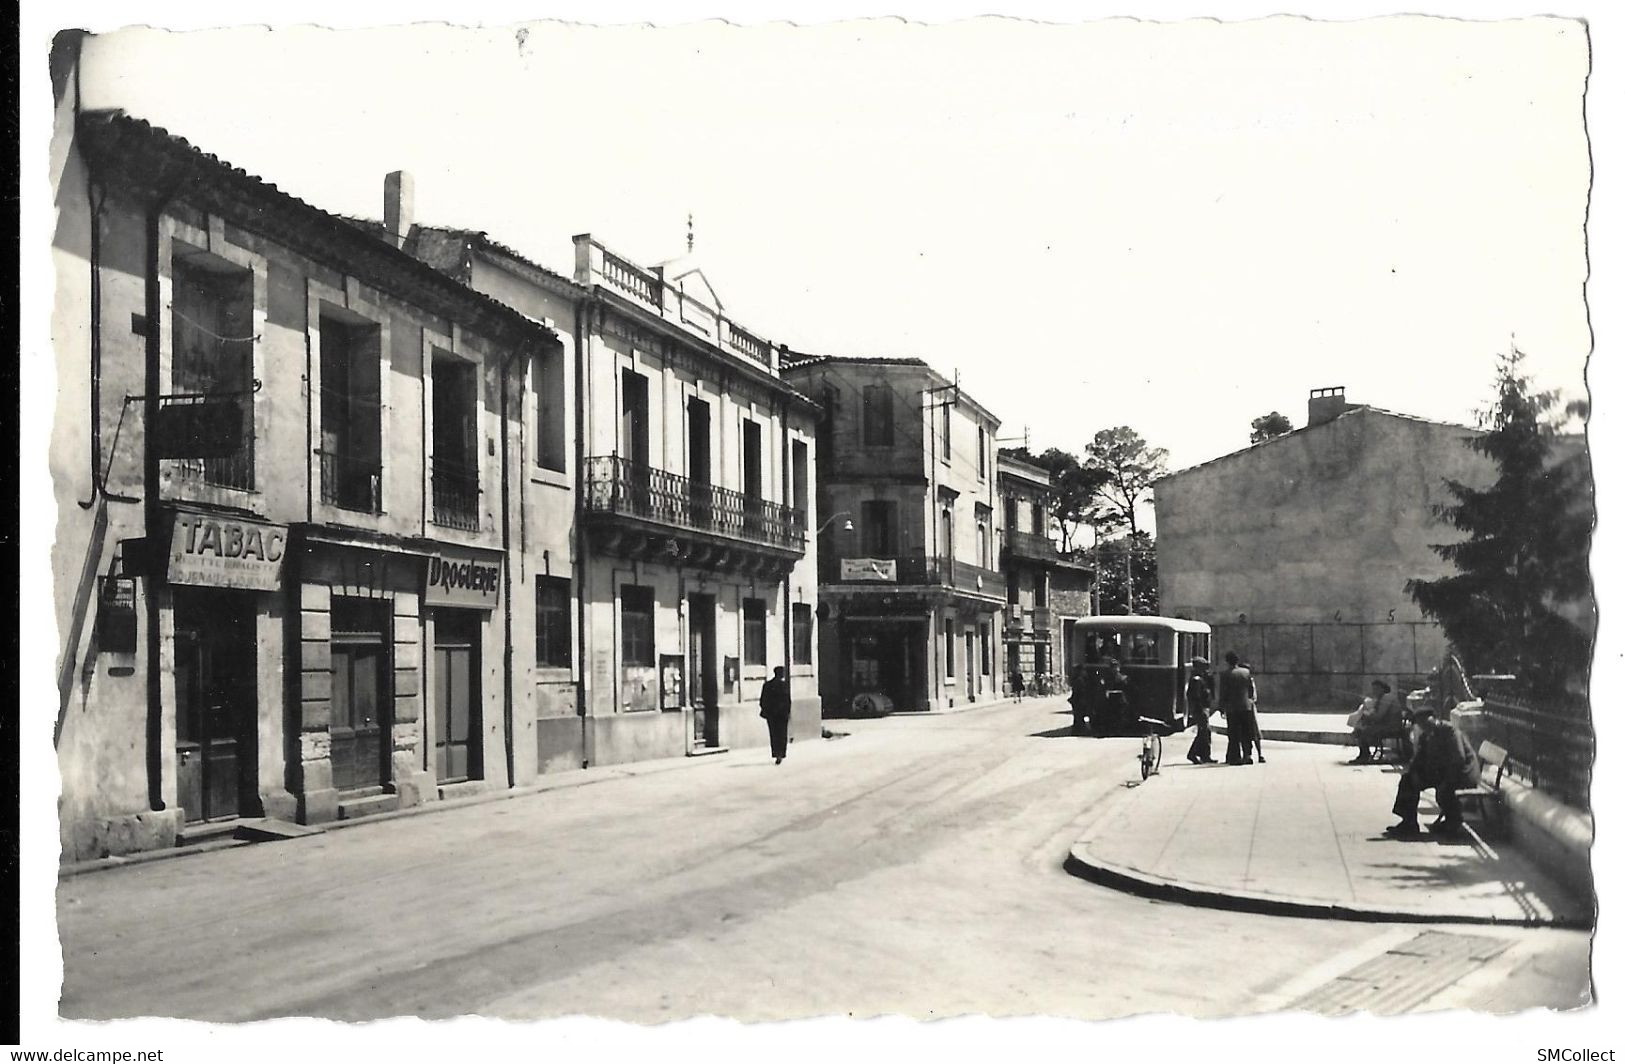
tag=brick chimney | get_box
[384,171,414,249]
[1307,386,1349,427]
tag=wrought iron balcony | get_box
[157,393,255,490]
[431,456,481,531]
[1029,605,1055,632]
[1004,528,1060,564]
[318,449,381,514]
[583,456,806,564]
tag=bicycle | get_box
[1137,715,1164,780]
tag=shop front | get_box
[421,545,502,792]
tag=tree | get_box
[1249,411,1294,443]
[1094,531,1159,616]
[1404,349,1593,700]
[1084,427,1169,540]
[1024,447,1111,553]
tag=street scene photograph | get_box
[16,0,1619,1055]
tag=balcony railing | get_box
[822,552,1004,596]
[431,456,480,531]
[1029,605,1055,631]
[600,249,662,308]
[1005,528,1060,563]
[158,393,254,490]
[583,456,804,552]
[318,449,381,514]
[722,320,772,368]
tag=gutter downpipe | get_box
[573,296,590,768]
[779,392,792,685]
[499,341,526,791]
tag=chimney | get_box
[384,171,414,249]
[1307,386,1348,427]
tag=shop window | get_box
[319,314,383,513]
[792,603,814,665]
[170,249,255,490]
[862,385,894,447]
[535,576,571,668]
[620,585,655,667]
[533,346,567,473]
[743,598,768,666]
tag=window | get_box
[171,250,255,489]
[743,419,763,535]
[743,598,768,666]
[533,347,566,473]
[535,577,571,668]
[978,427,987,478]
[621,369,649,468]
[1005,495,1020,536]
[977,521,989,568]
[1034,574,1049,608]
[979,623,992,675]
[792,603,814,665]
[860,500,897,556]
[431,354,479,530]
[941,405,952,463]
[944,619,957,677]
[319,314,383,513]
[940,506,954,560]
[620,585,655,667]
[791,440,809,521]
[862,384,894,447]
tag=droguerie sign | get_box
[423,550,502,610]
[168,513,287,591]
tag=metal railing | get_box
[722,320,772,368]
[159,393,254,490]
[601,249,662,308]
[317,449,381,514]
[431,456,481,531]
[822,552,1003,595]
[1004,529,1059,563]
[583,456,805,551]
[1467,696,1593,811]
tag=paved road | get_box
[57,697,1590,1021]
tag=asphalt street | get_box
[56,696,1591,1021]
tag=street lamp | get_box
[816,511,855,535]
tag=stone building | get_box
[1153,387,1496,707]
[781,355,1004,713]
[380,208,823,767]
[996,452,1093,685]
[50,94,563,857]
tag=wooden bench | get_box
[1456,740,1510,822]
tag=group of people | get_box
[1181,652,1265,765]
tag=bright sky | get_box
[74,14,1592,475]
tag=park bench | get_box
[1456,740,1510,824]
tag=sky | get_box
[71,13,1592,475]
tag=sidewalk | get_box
[1065,740,1591,927]
[1215,711,1358,745]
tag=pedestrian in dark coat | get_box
[1011,668,1026,703]
[1068,667,1091,735]
[1184,657,1216,764]
[1217,651,1258,765]
[760,666,793,765]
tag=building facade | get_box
[782,356,1004,714]
[51,100,564,860]
[1153,388,1495,707]
[996,453,1093,684]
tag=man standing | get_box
[1217,651,1258,765]
[1184,657,1215,764]
[760,666,793,765]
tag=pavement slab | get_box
[1068,740,1590,926]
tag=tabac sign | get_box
[423,548,502,611]
[168,512,287,591]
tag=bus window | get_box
[1125,631,1162,665]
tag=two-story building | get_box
[997,452,1093,684]
[781,355,1004,714]
[51,101,564,860]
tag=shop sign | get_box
[423,549,502,610]
[841,558,897,582]
[168,512,286,591]
[97,576,138,653]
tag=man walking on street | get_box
[760,666,793,765]
[1011,667,1026,703]
[1184,657,1216,764]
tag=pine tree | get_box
[1405,349,1593,700]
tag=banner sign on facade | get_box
[840,558,897,582]
[423,549,502,610]
[168,512,287,591]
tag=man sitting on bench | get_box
[1351,679,1410,764]
[1386,708,1476,838]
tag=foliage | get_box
[1094,531,1158,616]
[1404,349,1593,700]
[1022,447,1111,552]
[1249,411,1294,443]
[1084,426,1169,538]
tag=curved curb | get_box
[1063,801,1592,930]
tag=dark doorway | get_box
[173,588,259,823]
[687,594,719,747]
[432,610,482,783]
[330,597,391,792]
[847,622,924,712]
[688,396,711,528]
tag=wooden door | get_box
[174,592,257,822]
[331,638,388,791]
[433,612,480,783]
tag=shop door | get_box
[174,589,258,823]
[331,599,390,792]
[687,593,718,746]
[433,610,481,783]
